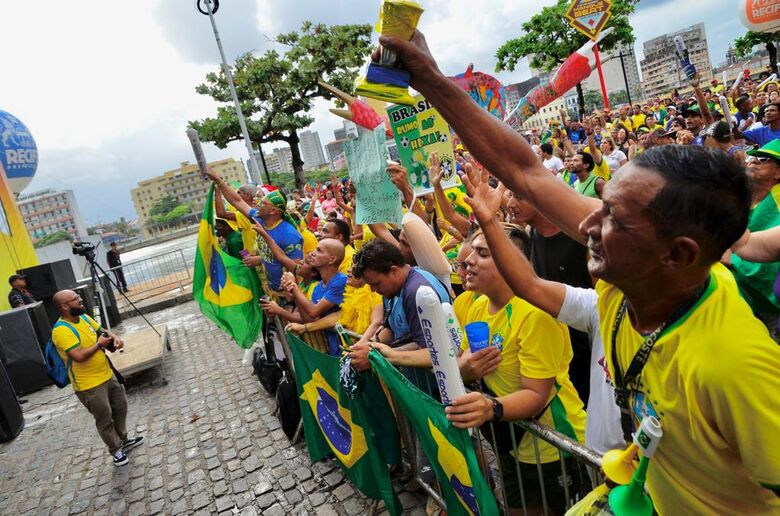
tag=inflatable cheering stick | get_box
[674,36,697,81]
[608,416,663,516]
[416,286,467,406]
[355,0,424,105]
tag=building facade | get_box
[131,158,245,239]
[640,23,713,99]
[580,43,643,103]
[261,147,294,175]
[299,130,327,170]
[522,97,568,131]
[18,188,88,243]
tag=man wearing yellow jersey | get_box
[215,184,259,253]
[51,290,143,467]
[382,30,780,513]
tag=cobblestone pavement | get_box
[0,301,428,515]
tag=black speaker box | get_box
[0,303,53,394]
[0,359,24,443]
[18,260,77,299]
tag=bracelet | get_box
[304,323,309,332]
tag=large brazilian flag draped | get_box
[288,333,401,515]
[192,185,263,348]
[370,350,499,516]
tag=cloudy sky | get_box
[1,0,747,224]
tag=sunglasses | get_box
[750,156,775,163]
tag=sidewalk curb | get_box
[118,292,194,318]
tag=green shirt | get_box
[574,173,601,199]
[222,231,244,259]
[731,184,780,314]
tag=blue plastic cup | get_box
[464,321,490,353]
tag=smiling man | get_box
[380,29,780,513]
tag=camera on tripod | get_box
[72,241,97,261]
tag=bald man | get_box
[261,238,347,355]
[50,290,143,466]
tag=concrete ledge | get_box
[118,291,193,318]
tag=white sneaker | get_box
[113,450,128,467]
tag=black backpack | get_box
[252,345,283,395]
[275,371,301,439]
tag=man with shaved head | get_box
[261,238,347,355]
[50,290,143,467]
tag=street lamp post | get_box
[196,0,263,185]
[616,47,634,106]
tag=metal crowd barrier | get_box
[267,316,604,515]
[105,249,191,308]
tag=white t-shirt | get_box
[604,150,627,173]
[543,156,564,173]
[557,285,624,454]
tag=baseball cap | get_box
[746,139,780,161]
[682,104,702,117]
[8,274,25,285]
[705,121,732,142]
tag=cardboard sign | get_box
[387,95,457,195]
[344,126,403,225]
[565,0,612,40]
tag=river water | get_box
[118,233,199,287]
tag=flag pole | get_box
[594,44,610,110]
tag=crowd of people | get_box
[189,33,780,515]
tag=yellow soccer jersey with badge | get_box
[52,315,112,391]
[462,296,586,464]
[598,263,780,514]
[232,211,259,253]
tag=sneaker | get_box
[113,450,128,467]
[122,436,144,452]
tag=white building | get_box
[18,188,88,243]
[299,130,327,171]
[640,23,713,99]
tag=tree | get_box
[608,89,629,107]
[157,204,191,223]
[733,31,780,75]
[583,90,605,111]
[495,0,638,117]
[34,230,73,248]
[191,22,372,190]
[149,195,180,217]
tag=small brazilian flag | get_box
[192,185,263,348]
[289,334,401,515]
[370,350,499,516]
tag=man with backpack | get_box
[49,289,143,466]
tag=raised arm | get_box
[430,153,470,237]
[463,167,566,316]
[691,74,714,126]
[379,32,599,245]
[304,196,318,225]
[584,116,602,164]
[204,168,253,219]
[286,310,342,334]
[387,163,427,219]
[214,188,238,222]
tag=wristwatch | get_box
[487,395,503,422]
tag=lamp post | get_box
[196,0,263,185]
[616,46,635,106]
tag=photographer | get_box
[51,289,143,467]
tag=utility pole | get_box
[616,47,635,106]
[196,0,262,184]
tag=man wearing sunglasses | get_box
[50,290,143,467]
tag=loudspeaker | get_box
[18,260,77,299]
[0,359,24,443]
[0,303,53,394]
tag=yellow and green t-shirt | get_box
[598,263,780,514]
[233,211,259,253]
[301,226,318,257]
[453,291,479,329]
[52,315,112,392]
[338,244,355,275]
[462,296,586,464]
[631,113,646,130]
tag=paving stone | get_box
[168,487,184,503]
[243,454,262,473]
[192,492,211,510]
[333,483,355,501]
[210,468,226,482]
[256,493,276,509]
[253,479,273,496]
[149,499,165,515]
[128,502,146,516]
[309,491,328,507]
[285,489,303,504]
[293,467,312,482]
[279,475,296,491]
[232,478,249,493]
[343,498,366,514]
[215,495,235,512]
[263,504,286,516]
[170,499,189,515]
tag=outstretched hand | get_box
[429,152,444,187]
[375,31,441,91]
[462,162,506,224]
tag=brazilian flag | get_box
[289,334,402,515]
[192,185,263,348]
[370,350,499,516]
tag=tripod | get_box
[83,250,160,337]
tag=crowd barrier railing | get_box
[106,249,191,308]
[267,315,605,515]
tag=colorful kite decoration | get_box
[504,27,614,129]
[449,64,507,120]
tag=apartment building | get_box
[18,188,88,243]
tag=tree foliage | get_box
[608,89,629,107]
[149,195,180,217]
[34,230,73,248]
[495,0,638,115]
[191,22,372,190]
[733,30,780,74]
[583,90,605,111]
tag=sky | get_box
[1,0,748,224]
